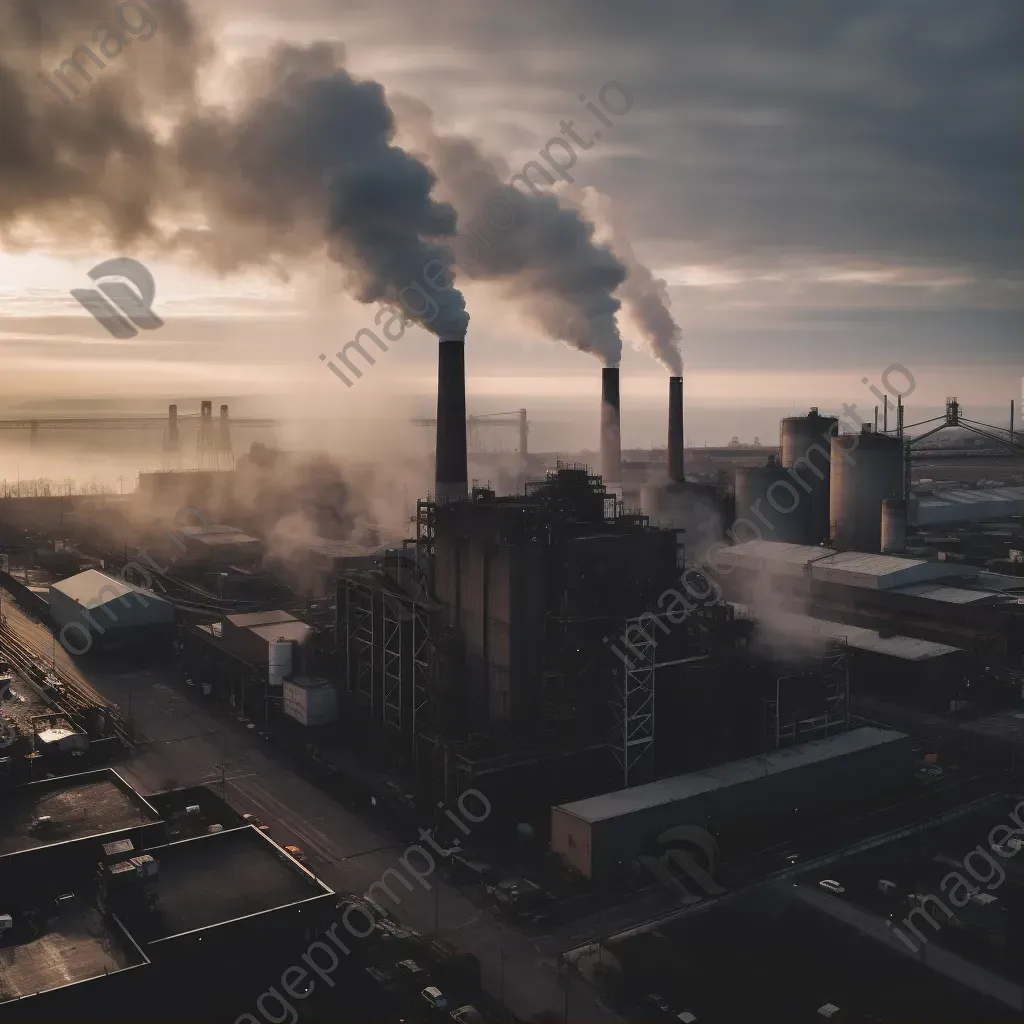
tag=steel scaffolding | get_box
[608,615,656,788]
[340,574,434,765]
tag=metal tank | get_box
[881,498,907,554]
[779,407,838,545]
[268,638,293,689]
[734,456,813,544]
[830,426,904,552]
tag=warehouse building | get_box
[709,541,1024,666]
[49,570,175,654]
[551,726,914,883]
[0,771,335,1023]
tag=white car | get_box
[819,879,845,894]
[422,986,448,1011]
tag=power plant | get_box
[1,364,1021,1023]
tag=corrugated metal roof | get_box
[715,540,973,590]
[916,485,1024,508]
[50,569,169,611]
[756,608,961,660]
[890,584,997,604]
[555,726,907,824]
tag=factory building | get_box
[48,569,174,653]
[551,726,914,883]
[711,540,1024,669]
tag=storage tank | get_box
[780,408,838,545]
[830,426,904,552]
[268,638,293,688]
[734,456,815,544]
[881,498,908,554]
[282,678,337,727]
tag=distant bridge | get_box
[0,417,277,430]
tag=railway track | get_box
[0,621,132,748]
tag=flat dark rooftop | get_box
[134,827,330,942]
[0,771,160,857]
[0,903,146,1004]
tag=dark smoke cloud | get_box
[577,187,683,375]
[173,43,468,336]
[0,0,203,244]
[1,6,468,337]
[393,95,626,365]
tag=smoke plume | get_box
[574,187,683,375]
[1,5,467,336]
[393,96,626,365]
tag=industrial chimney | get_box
[601,367,622,487]
[668,375,684,483]
[435,337,469,502]
[167,404,179,446]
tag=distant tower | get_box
[215,404,234,469]
[197,401,217,469]
[164,404,179,450]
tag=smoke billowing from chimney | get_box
[601,366,622,486]
[574,187,683,376]
[2,9,467,336]
[668,375,685,483]
[392,96,626,365]
[435,337,469,502]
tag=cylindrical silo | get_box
[779,408,839,545]
[830,426,904,552]
[268,638,293,688]
[734,457,813,544]
[881,498,907,554]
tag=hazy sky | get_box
[2,0,1021,426]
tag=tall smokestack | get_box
[435,338,469,502]
[601,367,622,487]
[168,404,179,446]
[668,375,685,483]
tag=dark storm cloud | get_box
[265,0,1022,278]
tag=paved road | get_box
[2,599,620,1024]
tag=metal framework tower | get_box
[340,575,434,767]
[609,616,656,788]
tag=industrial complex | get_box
[1,346,1021,1022]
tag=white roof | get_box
[50,569,167,610]
[555,727,907,824]
[756,609,961,660]
[714,541,974,590]
[914,485,1024,526]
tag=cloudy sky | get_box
[1,0,1020,439]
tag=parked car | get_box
[450,1005,483,1024]
[395,959,429,986]
[243,813,270,833]
[284,844,308,865]
[421,986,448,1011]
[819,879,845,895]
[645,993,672,1016]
